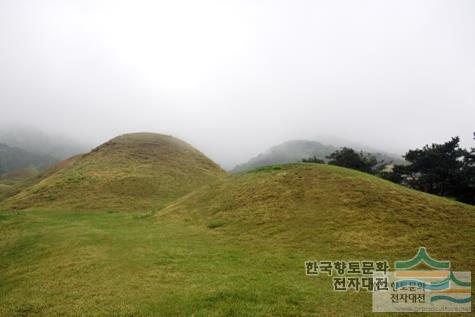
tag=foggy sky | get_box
[1,0,474,169]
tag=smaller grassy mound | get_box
[1,133,226,211]
[0,167,40,202]
[160,163,475,272]
[0,183,13,200]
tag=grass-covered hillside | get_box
[0,161,473,316]
[161,164,475,273]
[0,156,83,204]
[0,167,40,201]
[0,133,225,211]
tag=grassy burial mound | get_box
[160,163,475,272]
[0,163,473,315]
[1,133,226,211]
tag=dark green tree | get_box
[326,147,379,174]
[386,137,475,204]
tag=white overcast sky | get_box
[0,0,474,168]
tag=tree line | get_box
[302,137,475,205]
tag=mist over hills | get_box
[0,125,88,159]
[0,0,473,314]
[0,125,89,177]
[0,142,57,175]
[1,133,225,211]
[1,131,474,316]
[231,139,405,173]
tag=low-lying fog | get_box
[1,0,474,169]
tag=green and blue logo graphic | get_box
[394,247,471,306]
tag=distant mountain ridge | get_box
[231,140,336,173]
[0,126,87,160]
[0,143,57,175]
[0,126,88,175]
[231,139,405,173]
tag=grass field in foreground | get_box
[0,209,472,317]
[1,164,474,316]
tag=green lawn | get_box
[1,162,473,316]
[0,210,470,316]
[0,210,336,316]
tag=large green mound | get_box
[1,133,225,211]
[161,163,475,271]
[0,163,473,315]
